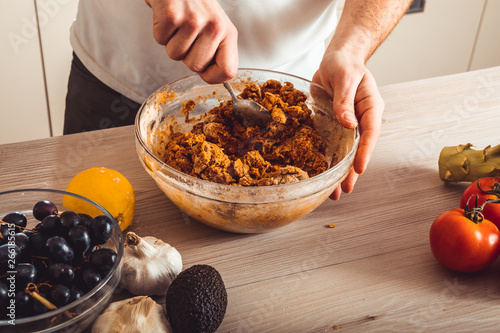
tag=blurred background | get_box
[1,0,499,145]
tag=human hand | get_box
[144,0,238,83]
[313,49,384,200]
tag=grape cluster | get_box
[0,200,117,320]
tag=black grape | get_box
[81,267,101,292]
[0,223,14,243]
[15,263,37,288]
[90,215,113,245]
[50,284,71,306]
[14,233,30,253]
[0,282,8,308]
[40,215,63,237]
[0,199,118,320]
[89,248,117,277]
[28,232,48,256]
[77,213,93,229]
[33,200,58,221]
[69,285,84,303]
[48,263,75,284]
[46,236,74,263]
[60,211,80,231]
[68,226,92,253]
[15,291,33,318]
[2,212,27,232]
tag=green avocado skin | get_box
[166,264,228,333]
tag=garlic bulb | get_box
[92,296,172,333]
[119,232,182,296]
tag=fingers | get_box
[333,85,359,130]
[327,74,382,201]
[341,168,359,195]
[147,0,238,83]
[148,0,180,46]
[164,22,201,62]
[325,65,360,130]
[353,113,381,175]
[352,73,384,175]
[315,60,383,201]
[197,32,238,83]
[329,168,359,200]
[353,128,377,175]
[329,186,342,200]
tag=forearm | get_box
[329,0,413,62]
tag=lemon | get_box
[63,167,136,231]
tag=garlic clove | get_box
[119,232,182,296]
[91,296,172,333]
[125,232,158,259]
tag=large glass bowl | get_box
[0,189,124,332]
[135,69,359,233]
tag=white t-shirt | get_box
[70,0,339,103]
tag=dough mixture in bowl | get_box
[161,80,330,186]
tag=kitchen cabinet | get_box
[366,0,486,85]
[37,0,79,137]
[0,0,50,145]
[469,0,500,71]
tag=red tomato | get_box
[429,208,500,273]
[460,177,500,228]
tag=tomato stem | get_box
[464,194,500,223]
[477,179,500,196]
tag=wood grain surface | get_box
[1,67,500,332]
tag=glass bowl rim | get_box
[134,68,360,196]
[0,188,124,327]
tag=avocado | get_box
[166,264,227,333]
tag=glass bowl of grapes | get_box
[0,188,124,332]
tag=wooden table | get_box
[1,67,500,332]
